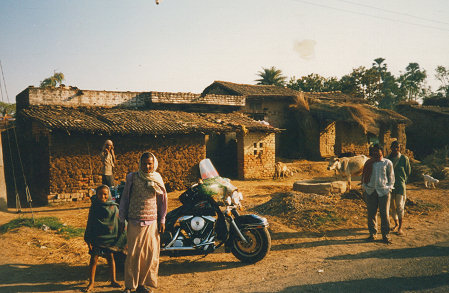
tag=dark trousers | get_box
[366,190,391,237]
[102,175,114,188]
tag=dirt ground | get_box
[1,160,448,293]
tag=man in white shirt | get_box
[362,144,395,244]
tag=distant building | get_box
[396,102,449,158]
[203,81,410,158]
[5,86,278,205]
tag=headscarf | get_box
[137,152,166,194]
[84,185,126,249]
[101,139,116,165]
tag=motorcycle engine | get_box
[177,215,216,248]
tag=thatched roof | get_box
[203,81,301,97]
[19,106,279,136]
[308,99,411,135]
[303,91,366,103]
[396,103,449,117]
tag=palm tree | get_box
[40,72,65,88]
[256,66,286,86]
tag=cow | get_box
[274,162,290,179]
[327,155,369,190]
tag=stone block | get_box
[293,179,347,195]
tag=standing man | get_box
[119,152,167,293]
[388,141,411,235]
[101,139,117,188]
[362,144,395,244]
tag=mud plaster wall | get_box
[380,124,407,156]
[237,132,275,179]
[319,122,336,158]
[45,132,205,203]
[335,122,369,155]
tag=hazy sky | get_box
[1,0,449,102]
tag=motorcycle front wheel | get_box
[231,227,271,263]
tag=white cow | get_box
[327,155,369,190]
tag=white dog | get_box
[423,174,439,188]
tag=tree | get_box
[287,74,341,92]
[435,65,449,97]
[398,63,427,101]
[40,72,65,88]
[255,66,286,86]
[0,102,15,115]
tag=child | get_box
[84,185,126,292]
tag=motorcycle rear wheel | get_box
[231,227,271,263]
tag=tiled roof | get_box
[204,81,301,96]
[19,106,278,135]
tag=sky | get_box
[1,0,449,103]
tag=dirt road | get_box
[1,162,448,292]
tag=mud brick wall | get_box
[47,132,206,203]
[237,132,275,179]
[335,122,369,155]
[150,92,245,106]
[380,124,407,156]
[244,99,291,128]
[16,87,245,110]
[17,87,150,109]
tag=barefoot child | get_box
[84,185,126,292]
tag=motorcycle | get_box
[114,159,271,263]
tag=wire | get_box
[291,0,449,33]
[0,61,10,103]
[333,0,449,26]
[0,59,35,220]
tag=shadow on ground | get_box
[271,273,449,293]
[327,242,449,260]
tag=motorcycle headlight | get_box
[226,196,232,206]
[231,191,243,205]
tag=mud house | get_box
[5,86,278,206]
[202,81,307,156]
[298,93,411,158]
[202,82,410,159]
[396,102,449,158]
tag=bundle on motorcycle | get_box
[160,159,271,263]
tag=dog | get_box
[423,174,439,188]
[274,162,291,179]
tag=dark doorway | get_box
[205,133,238,178]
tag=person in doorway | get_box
[101,139,116,188]
[84,185,126,292]
[388,141,411,235]
[362,144,395,244]
[119,152,167,293]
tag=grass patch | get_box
[0,217,84,239]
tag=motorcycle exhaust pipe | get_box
[161,241,215,251]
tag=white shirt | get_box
[362,158,395,197]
